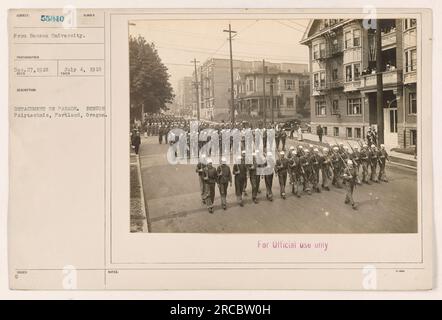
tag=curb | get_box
[135,153,149,232]
[387,161,417,170]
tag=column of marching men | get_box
[195,142,390,213]
[132,114,390,213]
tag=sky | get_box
[129,19,310,94]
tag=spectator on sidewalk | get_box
[131,130,141,155]
[297,126,303,141]
[316,125,324,143]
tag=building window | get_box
[355,128,362,138]
[345,63,361,82]
[346,127,353,138]
[323,127,328,136]
[248,79,254,91]
[410,129,417,146]
[313,44,319,60]
[354,63,361,80]
[353,29,361,47]
[345,65,352,81]
[332,100,339,115]
[313,73,319,88]
[333,127,339,137]
[405,49,417,72]
[320,72,326,87]
[404,19,417,30]
[284,79,294,90]
[315,100,326,116]
[347,98,362,115]
[320,43,326,58]
[409,92,417,114]
[286,97,294,108]
[332,68,338,81]
[345,31,352,49]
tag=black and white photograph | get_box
[129,18,418,234]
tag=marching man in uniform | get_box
[369,144,379,183]
[203,158,218,214]
[343,159,358,210]
[263,151,275,201]
[217,157,232,210]
[196,154,207,204]
[360,144,371,184]
[378,144,390,182]
[275,151,289,199]
[247,152,260,204]
[233,155,247,207]
[321,147,332,191]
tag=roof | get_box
[300,19,354,45]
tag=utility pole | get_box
[262,60,267,126]
[223,24,237,125]
[375,19,384,145]
[269,78,275,124]
[191,58,200,121]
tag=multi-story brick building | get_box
[176,76,195,116]
[234,63,310,120]
[300,18,417,149]
[193,58,309,121]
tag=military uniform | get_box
[289,153,303,197]
[280,130,287,151]
[217,163,232,210]
[312,152,322,193]
[275,129,281,150]
[233,160,247,206]
[247,157,260,203]
[359,147,370,184]
[276,155,289,198]
[331,151,343,188]
[369,147,379,183]
[261,155,274,201]
[203,164,218,213]
[321,152,332,191]
[378,148,389,182]
[195,161,207,204]
[343,165,358,209]
[300,152,313,194]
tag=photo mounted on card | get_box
[8,8,433,290]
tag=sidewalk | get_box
[289,132,417,169]
[130,147,149,232]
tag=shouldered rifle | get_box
[346,142,359,166]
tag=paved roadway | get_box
[138,136,418,233]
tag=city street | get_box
[138,136,418,233]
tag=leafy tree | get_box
[129,36,174,118]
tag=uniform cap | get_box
[371,144,376,148]
[323,148,329,152]
[280,151,285,155]
[304,149,310,153]
[289,146,295,150]
[347,159,353,165]
[313,148,319,152]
